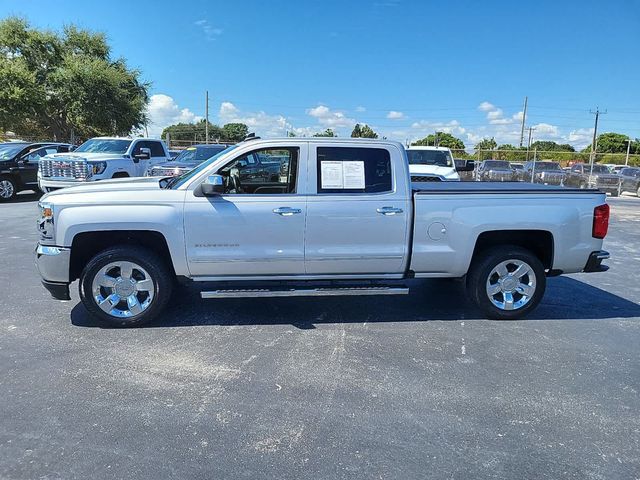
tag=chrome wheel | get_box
[0,179,14,199]
[486,259,536,311]
[91,261,155,318]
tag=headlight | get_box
[89,161,107,175]
[39,201,54,221]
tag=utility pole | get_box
[589,107,606,175]
[205,90,209,144]
[625,138,632,166]
[526,126,536,161]
[519,96,528,148]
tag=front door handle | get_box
[273,207,302,216]
[376,206,403,216]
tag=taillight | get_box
[592,204,610,239]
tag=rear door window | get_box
[316,147,392,194]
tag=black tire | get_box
[467,245,546,320]
[0,175,17,201]
[79,246,173,327]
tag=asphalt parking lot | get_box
[1,193,639,480]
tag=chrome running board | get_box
[201,286,409,299]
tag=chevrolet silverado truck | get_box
[35,137,611,326]
[38,137,170,192]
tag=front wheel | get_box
[467,246,546,320]
[79,246,173,326]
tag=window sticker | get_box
[320,161,344,189]
[342,161,365,189]
[320,160,366,189]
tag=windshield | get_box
[534,162,562,171]
[0,144,26,160]
[407,149,453,167]
[589,165,610,174]
[484,161,510,169]
[165,145,237,189]
[75,139,132,154]
[171,146,227,165]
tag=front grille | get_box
[597,178,619,186]
[411,175,441,182]
[40,159,90,180]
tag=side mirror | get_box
[199,174,225,196]
[134,147,151,161]
[455,159,475,172]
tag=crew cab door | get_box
[304,144,411,275]
[184,143,307,277]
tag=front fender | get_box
[56,204,188,276]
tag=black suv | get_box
[618,167,640,197]
[0,142,72,200]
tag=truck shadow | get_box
[70,276,640,329]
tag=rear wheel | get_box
[468,246,546,320]
[79,246,173,326]
[0,176,17,201]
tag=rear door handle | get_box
[376,206,403,216]
[273,207,302,216]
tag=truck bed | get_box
[409,182,606,277]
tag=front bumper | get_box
[38,178,89,191]
[35,244,71,300]
[583,250,610,273]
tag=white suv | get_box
[406,146,460,182]
[38,137,170,192]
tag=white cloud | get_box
[532,122,560,138]
[145,94,201,137]
[387,110,406,120]
[355,106,367,112]
[478,101,496,112]
[512,111,524,122]
[306,105,355,128]
[218,101,292,137]
[194,19,223,41]
[487,109,503,120]
[568,127,594,149]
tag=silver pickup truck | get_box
[35,137,611,326]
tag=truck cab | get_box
[407,146,460,182]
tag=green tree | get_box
[412,132,465,150]
[591,132,640,154]
[530,141,575,152]
[473,138,497,159]
[351,123,378,138]
[0,17,148,140]
[313,128,336,137]
[222,123,249,142]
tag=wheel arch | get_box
[471,229,554,271]
[69,230,175,282]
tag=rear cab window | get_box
[315,146,393,194]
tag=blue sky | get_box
[2,0,640,148]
